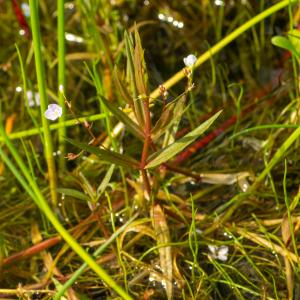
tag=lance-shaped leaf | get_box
[124,31,145,126]
[99,96,144,141]
[145,110,222,169]
[57,188,90,202]
[134,28,148,96]
[124,31,137,98]
[95,164,115,202]
[66,137,140,169]
[113,67,134,108]
[152,95,187,141]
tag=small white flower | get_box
[183,54,197,68]
[21,3,30,17]
[44,104,62,121]
[208,245,229,261]
[26,90,40,107]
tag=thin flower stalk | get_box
[57,0,67,170]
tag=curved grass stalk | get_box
[150,0,297,99]
[29,0,57,207]
[57,0,67,170]
[0,114,105,142]
[0,123,132,300]
[251,126,300,190]
[104,0,298,143]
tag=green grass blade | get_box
[29,0,58,206]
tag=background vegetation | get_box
[1,0,300,299]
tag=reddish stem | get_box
[140,97,152,197]
[11,0,31,38]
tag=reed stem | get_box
[29,0,58,207]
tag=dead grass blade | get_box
[151,204,173,300]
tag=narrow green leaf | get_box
[124,31,145,126]
[113,67,134,108]
[57,188,90,202]
[134,28,148,96]
[96,164,115,201]
[271,36,300,59]
[124,31,137,99]
[65,137,140,169]
[152,95,187,141]
[99,96,144,141]
[145,110,222,169]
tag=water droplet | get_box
[158,13,165,21]
[16,86,22,93]
[19,29,26,36]
[215,0,225,6]
[65,32,84,43]
[177,22,184,28]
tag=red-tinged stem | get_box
[140,97,152,197]
[3,199,126,267]
[11,0,31,38]
[174,95,279,164]
[3,236,61,266]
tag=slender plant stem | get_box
[29,0,58,207]
[57,0,67,170]
[0,123,132,300]
[140,97,152,197]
